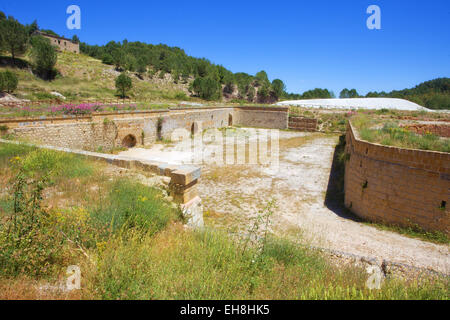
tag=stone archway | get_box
[122,134,137,148]
[191,122,199,136]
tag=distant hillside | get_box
[80,41,284,103]
[365,78,450,110]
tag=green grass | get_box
[0,142,36,166]
[87,226,449,300]
[90,178,181,236]
[353,115,450,153]
[364,222,449,245]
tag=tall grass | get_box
[91,178,181,236]
[86,225,449,300]
[353,117,449,153]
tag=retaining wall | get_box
[288,117,318,132]
[344,122,449,234]
[0,106,289,151]
[233,106,289,129]
[402,124,450,138]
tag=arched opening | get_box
[122,134,137,148]
[157,118,163,141]
[191,122,198,136]
[228,114,233,126]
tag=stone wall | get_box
[1,107,289,151]
[344,122,449,234]
[233,106,289,129]
[288,117,318,132]
[402,124,450,138]
[10,121,117,151]
[36,32,80,53]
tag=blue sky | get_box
[1,0,449,95]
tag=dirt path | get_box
[120,130,449,274]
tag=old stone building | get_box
[34,31,80,54]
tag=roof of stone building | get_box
[34,31,76,43]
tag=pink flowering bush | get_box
[50,103,104,115]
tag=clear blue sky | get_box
[1,0,449,95]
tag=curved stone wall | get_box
[344,123,449,234]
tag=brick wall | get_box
[402,124,450,138]
[344,123,449,234]
[289,117,318,132]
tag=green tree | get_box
[0,16,29,62]
[340,88,359,98]
[135,57,147,75]
[255,70,269,86]
[348,89,359,98]
[102,53,114,65]
[247,86,255,102]
[112,48,126,70]
[0,70,18,93]
[258,84,270,99]
[71,35,80,44]
[0,72,5,92]
[271,79,285,99]
[192,77,221,100]
[124,54,136,72]
[26,20,38,36]
[366,91,380,98]
[339,88,349,98]
[302,88,333,99]
[30,36,57,80]
[115,73,133,99]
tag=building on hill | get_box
[34,31,79,54]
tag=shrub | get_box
[0,169,64,277]
[0,70,18,93]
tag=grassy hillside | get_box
[0,51,198,103]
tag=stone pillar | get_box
[169,165,204,228]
